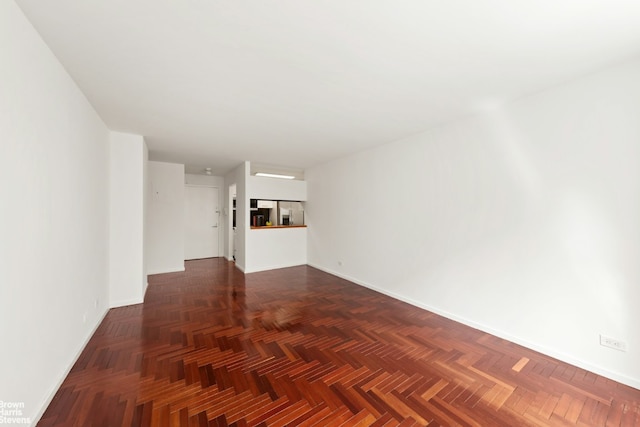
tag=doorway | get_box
[229,184,237,261]
[184,186,219,260]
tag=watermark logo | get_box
[0,401,31,425]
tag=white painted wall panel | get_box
[246,228,307,273]
[248,176,307,201]
[109,132,146,307]
[147,161,185,274]
[306,58,640,389]
[0,2,110,422]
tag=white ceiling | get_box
[17,0,640,176]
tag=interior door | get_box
[184,186,219,260]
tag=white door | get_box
[184,186,219,260]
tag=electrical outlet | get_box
[82,312,87,323]
[94,298,99,308]
[600,335,627,352]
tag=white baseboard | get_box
[244,263,306,274]
[109,297,144,308]
[307,262,640,391]
[146,266,185,275]
[32,308,109,426]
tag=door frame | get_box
[228,183,237,262]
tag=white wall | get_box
[185,173,224,188]
[306,57,640,389]
[248,175,307,201]
[109,132,147,307]
[146,161,185,274]
[142,142,149,295]
[0,1,110,422]
[246,228,307,273]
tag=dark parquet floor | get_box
[39,258,640,426]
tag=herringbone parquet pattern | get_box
[39,258,640,426]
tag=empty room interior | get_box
[2,1,640,425]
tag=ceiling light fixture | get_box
[205,168,212,175]
[255,172,295,180]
